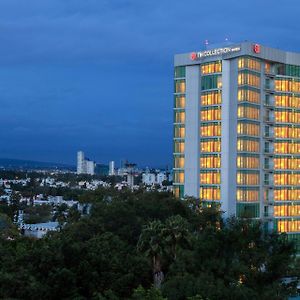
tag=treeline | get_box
[0,190,298,299]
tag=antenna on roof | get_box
[204,39,209,49]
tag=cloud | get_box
[0,0,299,165]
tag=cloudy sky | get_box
[0,0,299,167]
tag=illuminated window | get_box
[274,157,300,170]
[200,155,221,168]
[200,171,221,184]
[274,142,300,154]
[275,78,300,93]
[174,111,185,123]
[238,57,261,72]
[274,204,300,217]
[174,125,185,139]
[174,141,185,153]
[275,95,300,108]
[238,70,260,87]
[200,123,221,137]
[277,219,300,233]
[201,91,222,105]
[274,188,300,201]
[238,104,260,119]
[201,61,222,74]
[274,109,300,123]
[174,96,185,109]
[173,185,184,198]
[200,108,221,121]
[237,138,260,152]
[237,171,260,185]
[274,126,300,138]
[238,88,260,103]
[265,62,271,74]
[274,173,300,186]
[237,188,259,202]
[200,138,221,152]
[174,171,184,184]
[175,80,186,93]
[200,186,220,201]
[237,154,260,169]
[237,121,260,136]
[174,156,185,169]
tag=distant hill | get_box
[0,158,75,171]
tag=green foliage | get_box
[132,285,167,300]
[0,191,296,300]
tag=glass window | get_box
[174,80,186,93]
[174,66,185,78]
[275,94,300,108]
[237,138,260,152]
[201,91,222,106]
[201,61,222,74]
[237,171,260,185]
[274,204,300,217]
[238,70,260,87]
[275,78,300,92]
[200,171,221,184]
[237,121,260,136]
[274,126,300,138]
[274,188,300,201]
[238,87,260,103]
[174,141,185,153]
[173,171,184,184]
[238,104,260,119]
[174,95,185,109]
[200,138,221,152]
[174,156,185,169]
[201,75,222,90]
[200,186,220,201]
[238,57,261,72]
[174,111,185,123]
[200,123,221,137]
[274,109,300,124]
[174,125,185,139]
[200,108,221,121]
[274,157,300,170]
[237,187,259,202]
[237,154,260,169]
[200,155,221,168]
[274,172,300,186]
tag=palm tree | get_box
[163,215,191,260]
[137,220,165,288]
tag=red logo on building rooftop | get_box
[253,44,261,54]
[190,52,197,60]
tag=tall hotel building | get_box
[173,42,300,250]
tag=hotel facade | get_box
[173,42,300,250]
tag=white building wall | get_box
[184,66,200,197]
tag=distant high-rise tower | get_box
[77,151,85,174]
[109,161,115,176]
[86,160,95,175]
[77,151,95,175]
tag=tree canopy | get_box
[0,189,297,299]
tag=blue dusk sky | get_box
[0,0,299,167]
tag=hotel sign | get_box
[190,46,241,60]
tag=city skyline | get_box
[1,0,300,166]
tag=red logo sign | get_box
[190,52,197,60]
[253,44,260,54]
